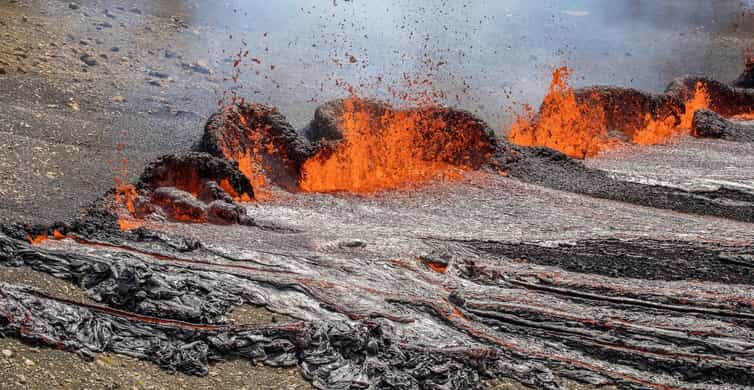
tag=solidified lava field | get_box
[1,60,754,390]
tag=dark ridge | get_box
[693,109,754,142]
[572,86,683,138]
[467,238,754,285]
[199,103,315,190]
[304,98,501,170]
[503,145,754,223]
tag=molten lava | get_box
[28,229,66,245]
[680,82,711,131]
[508,68,716,157]
[214,105,298,201]
[508,67,609,158]
[299,98,479,193]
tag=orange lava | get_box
[233,151,273,201]
[508,67,608,158]
[29,229,67,245]
[426,261,448,273]
[631,114,681,145]
[219,179,253,202]
[28,234,48,245]
[218,107,288,201]
[680,82,711,131]
[52,229,66,240]
[113,178,142,231]
[508,68,714,157]
[299,98,472,193]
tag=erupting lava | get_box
[680,82,711,131]
[508,67,715,158]
[508,67,608,158]
[299,98,489,193]
[110,144,143,231]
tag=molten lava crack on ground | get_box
[2,62,754,389]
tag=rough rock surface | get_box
[199,103,315,190]
[138,152,254,201]
[665,76,754,117]
[572,86,683,138]
[692,109,754,142]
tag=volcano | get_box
[1,57,754,390]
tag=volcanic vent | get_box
[509,54,754,158]
[200,98,502,194]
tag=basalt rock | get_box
[572,86,683,138]
[199,103,315,190]
[207,200,251,225]
[138,152,253,201]
[151,187,208,223]
[692,109,754,142]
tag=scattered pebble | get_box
[68,3,79,10]
[79,53,97,66]
[2,349,13,358]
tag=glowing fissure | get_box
[508,67,716,158]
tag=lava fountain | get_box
[299,98,495,193]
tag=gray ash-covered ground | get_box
[3,1,754,389]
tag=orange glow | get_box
[732,113,754,121]
[52,230,66,240]
[631,114,681,145]
[508,67,608,158]
[299,98,486,193]
[113,179,142,231]
[215,107,288,201]
[110,143,143,231]
[233,151,274,201]
[118,219,142,231]
[679,82,710,131]
[28,234,48,245]
[426,261,448,273]
[508,69,716,157]
[219,179,252,202]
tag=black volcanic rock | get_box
[199,103,314,190]
[138,152,253,201]
[693,109,754,142]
